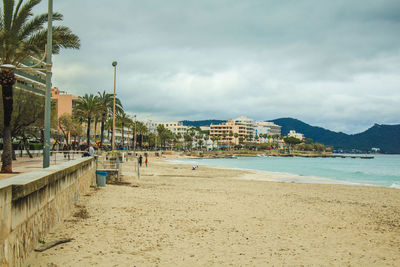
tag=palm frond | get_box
[12,0,41,34]
[3,0,15,31]
[0,7,3,30]
[19,13,46,40]
[51,25,80,53]
[25,25,80,55]
[12,0,22,21]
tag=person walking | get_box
[138,154,143,167]
[145,156,148,167]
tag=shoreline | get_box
[25,157,400,266]
[168,156,400,190]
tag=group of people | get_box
[137,154,148,167]
[82,144,96,157]
[83,146,150,168]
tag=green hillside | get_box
[272,118,400,154]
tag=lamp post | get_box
[43,0,53,168]
[112,61,117,151]
[133,115,137,154]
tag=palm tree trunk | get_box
[87,117,91,145]
[122,123,125,147]
[94,117,98,140]
[1,72,16,173]
[100,117,105,147]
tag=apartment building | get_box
[145,120,158,134]
[255,121,282,136]
[51,88,80,119]
[288,130,305,140]
[159,121,189,135]
[210,119,249,145]
[14,57,47,95]
[234,116,255,136]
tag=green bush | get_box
[29,143,43,150]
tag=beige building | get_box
[210,119,249,145]
[51,88,80,119]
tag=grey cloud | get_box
[35,0,400,133]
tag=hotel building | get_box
[51,88,80,119]
[159,121,189,135]
[210,119,249,145]
[210,116,283,145]
[14,57,46,95]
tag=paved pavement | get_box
[0,153,83,180]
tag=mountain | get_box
[180,118,400,153]
[272,118,400,154]
[181,120,225,127]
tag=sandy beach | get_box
[25,157,400,266]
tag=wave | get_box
[390,182,400,189]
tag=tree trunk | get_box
[94,117,98,140]
[23,135,33,158]
[100,118,105,147]
[1,70,16,173]
[122,123,125,147]
[86,117,91,145]
[19,140,23,157]
[12,148,16,160]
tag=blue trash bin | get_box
[96,171,107,187]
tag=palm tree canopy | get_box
[97,90,123,119]
[0,0,80,65]
[116,111,132,128]
[75,94,100,121]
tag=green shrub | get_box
[29,143,43,150]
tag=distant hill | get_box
[181,120,225,127]
[272,118,400,154]
[180,118,400,153]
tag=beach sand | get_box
[25,157,400,266]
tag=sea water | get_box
[171,154,400,189]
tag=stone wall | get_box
[0,157,95,267]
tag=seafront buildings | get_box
[51,88,80,119]
[209,117,282,145]
[159,121,189,135]
[288,130,305,141]
[210,119,248,145]
[15,57,46,95]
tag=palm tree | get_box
[75,94,100,145]
[135,121,147,149]
[116,111,132,148]
[97,90,122,148]
[0,0,80,172]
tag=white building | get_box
[234,116,255,136]
[256,121,282,136]
[159,121,189,135]
[145,120,157,134]
[288,130,305,140]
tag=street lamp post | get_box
[43,0,53,168]
[133,115,137,154]
[112,61,117,151]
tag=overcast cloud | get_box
[36,0,400,133]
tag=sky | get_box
[36,0,400,134]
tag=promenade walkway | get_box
[0,153,81,180]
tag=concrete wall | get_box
[0,157,95,267]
